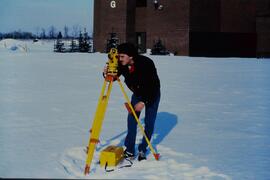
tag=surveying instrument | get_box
[84,48,160,175]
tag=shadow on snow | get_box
[97,112,178,155]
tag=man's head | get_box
[117,43,138,66]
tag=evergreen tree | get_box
[70,38,78,52]
[106,32,119,53]
[79,29,90,52]
[54,31,64,52]
[151,39,169,55]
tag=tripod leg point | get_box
[154,153,160,160]
[84,165,90,175]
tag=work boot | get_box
[123,149,135,159]
[138,151,146,161]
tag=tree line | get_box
[0,25,91,40]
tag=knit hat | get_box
[117,43,138,57]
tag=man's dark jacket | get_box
[118,55,160,106]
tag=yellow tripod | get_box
[84,48,160,175]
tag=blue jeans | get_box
[124,92,161,154]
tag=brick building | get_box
[93,0,270,57]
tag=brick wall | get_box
[190,0,220,32]
[93,0,269,57]
[93,0,129,52]
[143,0,190,55]
[256,0,270,57]
[220,0,256,33]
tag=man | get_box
[116,43,161,161]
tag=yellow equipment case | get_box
[99,145,124,167]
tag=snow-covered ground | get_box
[0,39,269,179]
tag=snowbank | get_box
[0,39,28,52]
[0,39,54,52]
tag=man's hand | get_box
[103,64,108,75]
[103,63,109,78]
[134,101,145,112]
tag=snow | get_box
[0,39,270,179]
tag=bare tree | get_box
[41,28,46,39]
[72,24,80,38]
[64,25,69,39]
[35,27,40,39]
[48,25,57,39]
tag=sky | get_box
[0,0,93,34]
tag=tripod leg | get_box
[84,80,114,175]
[117,79,160,161]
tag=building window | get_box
[136,0,147,7]
[136,32,146,53]
[154,0,158,9]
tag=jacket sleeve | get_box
[139,60,160,105]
